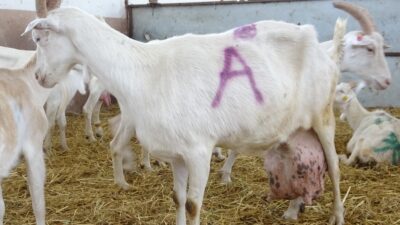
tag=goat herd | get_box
[0,0,396,224]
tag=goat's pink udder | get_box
[264,129,327,205]
[100,91,112,106]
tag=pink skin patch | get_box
[211,47,264,108]
[233,24,257,40]
[100,91,112,107]
[357,34,363,41]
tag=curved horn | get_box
[333,1,375,34]
[47,0,62,11]
[35,0,47,18]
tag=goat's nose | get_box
[385,79,391,86]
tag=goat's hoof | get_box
[219,172,232,184]
[329,215,344,225]
[282,211,298,221]
[123,163,136,172]
[95,133,103,138]
[299,203,305,213]
[144,165,154,172]
[117,182,132,190]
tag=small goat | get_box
[26,1,345,224]
[0,55,48,225]
[335,82,400,166]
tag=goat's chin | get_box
[39,80,57,89]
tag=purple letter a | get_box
[211,47,264,108]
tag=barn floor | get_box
[3,106,400,225]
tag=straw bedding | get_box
[3,106,400,225]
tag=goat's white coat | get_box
[28,7,344,225]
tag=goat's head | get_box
[32,28,80,88]
[334,1,392,90]
[23,0,81,88]
[335,82,357,106]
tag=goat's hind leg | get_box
[24,141,46,225]
[313,112,344,225]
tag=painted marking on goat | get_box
[357,34,363,41]
[233,24,257,40]
[212,47,264,108]
[374,132,400,165]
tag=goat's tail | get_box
[330,17,347,65]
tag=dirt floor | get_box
[3,106,400,225]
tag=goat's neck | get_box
[343,97,370,130]
[66,15,149,105]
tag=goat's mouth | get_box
[38,77,57,89]
[373,80,389,90]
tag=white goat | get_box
[0,55,48,225]
[25,2,345,225]
[335,82,400,165]
[322,1,391,90]
[219,0,393,185]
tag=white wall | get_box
[129,0,222,5]
[0,0,126,18]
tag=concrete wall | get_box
[0,0,128,50]
[129,0,400,107]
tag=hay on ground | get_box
[3,106,400,225]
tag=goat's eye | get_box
[35,37,41,42]
[367,47,374,53]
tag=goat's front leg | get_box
[83,92,102,142]
[339,141,362,166]
[219,149,237,184]
[93,101,104,138]
[110,121,135,190]
[314,112,344,225]
[56,112,69,151]
[141,147,153,171]
[186,146,212,225]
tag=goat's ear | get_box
[383,43,391,49]
[21,18,59,36]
